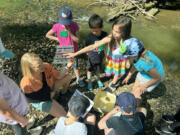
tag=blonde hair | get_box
[21,53,42,78]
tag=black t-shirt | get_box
[85,31,107,64]
[25,72,51,103]
[106,112,145,135]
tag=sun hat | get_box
[116,92,136,112]
[113,38,144,59]
[0,37,14,58]
[58,8,72,25]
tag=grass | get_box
[0,0,27,8]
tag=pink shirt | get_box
[52,21,79,52]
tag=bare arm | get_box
[127,64,137,77]
[65,36,111,58]
[0,98,28,127]
[46,29,59,42]
[122,65,137,84]
[98,107,120,129]
[144,68,161,88]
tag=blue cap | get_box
[0,38,14,58]
[116,92,136,112]
[113,38,144,59]
[58,8,72,25]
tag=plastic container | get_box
[93,91,116,113]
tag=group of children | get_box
[0,7,168,135]
[46,7,164,101]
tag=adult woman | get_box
[20,53,72,118]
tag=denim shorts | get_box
[31,100,52,113]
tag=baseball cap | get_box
[0,37,14,58]
[58,8,72,25]
[116,92,136,112]
[113,38,144,59]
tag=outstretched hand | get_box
[122,76,131,84]
[63,53,76,58]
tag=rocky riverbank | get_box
[0,0,180,134]
[0,54,180,135]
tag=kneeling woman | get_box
[20,53,72,118]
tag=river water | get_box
[76,3,180,78]
[0,0,180,78]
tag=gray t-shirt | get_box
[54,117,87,135]
[0,73,28,125]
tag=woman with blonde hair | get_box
[20,53,73,118]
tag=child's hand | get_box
[19,117,29,127]
[66,59,75,69]
[138,84,147,94]
[122,75,131,84]
[111,106,120,114]
[63,53,76,58]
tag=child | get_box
[85,14,108,91]
[98,92,146,135]
[120,38,164,106]
[46,7,85,87]
[49,94,96,135]
[65,17,132,92]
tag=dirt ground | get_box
[0,67,180,135]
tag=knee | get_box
[132,88,141,98]
[66,74,72,81]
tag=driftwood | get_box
[88,0,159,21]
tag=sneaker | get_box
[155,125,176,135]
[97,81,104,88]
[88,82,93,91]
[108,81,117,92]
[76,79,85,87]
[28,126,43,135]
[162,115,176,124]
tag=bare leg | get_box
[112,75,119,84]
[132,78,142,99]
[49,100,66,118]
[53,74,72,94]
[132,78,142,107]
[74,68,80,79]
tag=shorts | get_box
[136,72,161,92]
[64,56,78,68]
[87,58,101,72]
[31,100,52,113]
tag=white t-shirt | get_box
[0,73,28,125]
[53,117,87,135]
